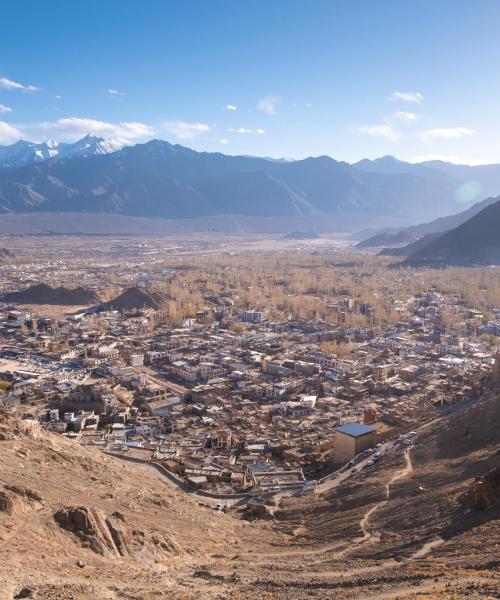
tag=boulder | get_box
[459,467,500,511]
[54,506,128,557]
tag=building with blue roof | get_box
[336,423,375,437]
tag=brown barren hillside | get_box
[0,412,280,599]
[1,386,499,599]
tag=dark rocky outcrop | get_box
[54,506,129,557]
[459,467,500,511]
[0,485,43,516]
[53,505,182,559]
[378,232,442,257]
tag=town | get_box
[1,235,499,510]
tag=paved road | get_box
[316,438,396,493]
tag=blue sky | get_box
[1,0,500,163]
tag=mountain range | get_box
[0,134,126,170]
[2,137,500,227]
[403,196,500,266]
[358,195,499,248]
[356,194,500,266]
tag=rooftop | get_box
[336,422,375,437]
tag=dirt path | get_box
[234,446,444,567]
[226,449,415,564]
[357,446,413,544]
[355,446,444,562]
[225,445,446,575]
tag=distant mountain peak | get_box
[60,134,127,159]
[1,139,500,228]
[377,154,403,163]
[0,134,126,169]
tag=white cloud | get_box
[305,102,312,108]
[0,121,22,144]
[387,91,423,104]
[162,120,210,140]
[394,111,416,121]
[0,76,39,92]
[356,124,400,141]
[225,104,237,111]
[228,127,266,134]
[257,95,280,115]
[0,104,12,114]
[220,138,229,144]
[108,88,125,96]
[419,126,476,143]
[55,95,62,100]
[35,117,155,141]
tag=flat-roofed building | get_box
[334,422,376,463]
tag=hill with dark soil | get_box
[100,286,171,311]
[2,283,99,305]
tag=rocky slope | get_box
[1,380,499,598]
[0,412,276,599]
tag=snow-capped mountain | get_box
[58,134,127,159]
[0,139,60,169]
[0,134,127,169]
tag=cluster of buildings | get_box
[1,287,498,497]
